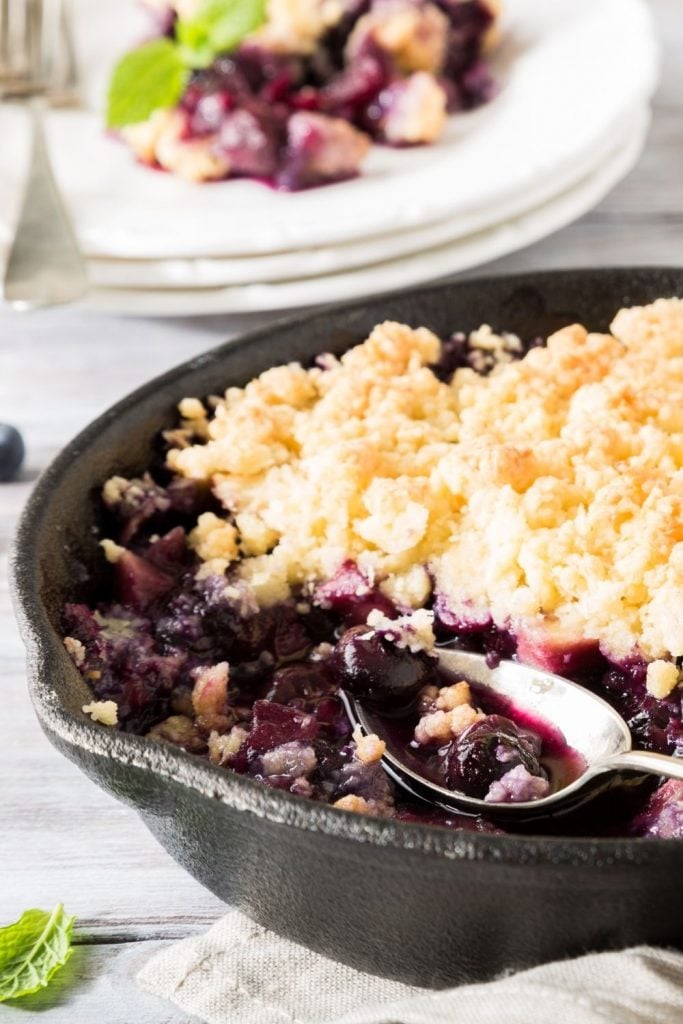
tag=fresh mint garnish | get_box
[0,905,75,1002]
[178,0,268,68]
[107,38,188,129]
[106,0,267,129]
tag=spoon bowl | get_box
[341,649,683,820]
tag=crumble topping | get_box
[414,703,484,744]
[380,72,448,146]
[646,660,681,700]
[255,0,345,54]
[435,681,473,711]
[167,299,683,664]
[261,741,317,777]
[347,1,449,75]
[146,0,344,54]
[352,726,386,764]
[484,764,550,804]
[191,661,231,733]
[148,714,205,751]
[332,794,373,814]
[365,607,436,652]
[209,726,249,765]
[82,700,119,726]
[189,512,240,575]
[100,538,125,564]
[178,397,207,421]
[151,110,230,182]
[64,636,85,667]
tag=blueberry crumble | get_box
[108,0,500,188]
[64,299,683,837]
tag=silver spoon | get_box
[340,648,683,820]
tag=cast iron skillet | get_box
[12,268,683,987]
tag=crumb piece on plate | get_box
[380,73,447,144]
[347,0,449,75]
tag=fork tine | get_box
[25,0,44,82]
[59,0,78,96]
[0,0,13,76]
[47,0,80,106]
[0,0,77,102]
[40,0,58,86]
[3,0,33,86]
[0,0,7,66]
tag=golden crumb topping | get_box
[646,660,681,699]
[167,300,683,663]
[352,726,387,764]
[82,700,119,726]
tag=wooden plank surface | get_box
[0,1,681,1018]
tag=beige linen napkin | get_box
[137,909,683,1024]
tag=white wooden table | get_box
[0,1,681,1018]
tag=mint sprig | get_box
[0,905,75,1002]
[106,0,267,130]
[107,38,188,130]
[178,0,268,68]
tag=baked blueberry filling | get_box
[65,309,683,838]
[65,538,679,832]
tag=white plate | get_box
[0,0,658,259]
[75,109,649,315]
[87,107,644,289]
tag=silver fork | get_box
[1,0,88,310]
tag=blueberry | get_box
[444,715,546,798]
[266,663,329,704]
[0,424,25,482]
[329,624,433,711]
[115,550,175,611]
[247,700,318,755]
[314,560,397,623]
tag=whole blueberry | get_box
[444,715,545,798]
[329,624,433,711]
[0,424,25,482]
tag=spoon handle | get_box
[608,749,683,782]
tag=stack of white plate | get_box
[0,0,659,316]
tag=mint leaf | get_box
[107,38,188,129]
[177,0,267,68]
[0,905,75,1002]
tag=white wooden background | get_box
[0,1,681,1018]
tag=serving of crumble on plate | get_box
[113,0,499,189]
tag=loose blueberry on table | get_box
[64,303,683,838]
[0,423,25,482]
